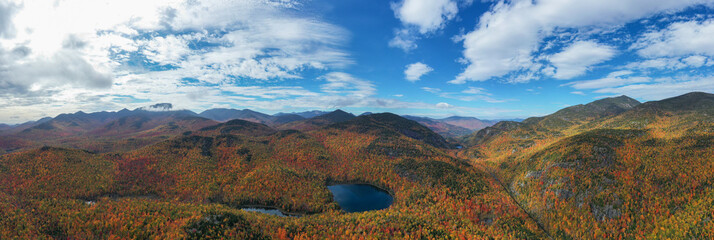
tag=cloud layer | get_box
[452,0,713,83]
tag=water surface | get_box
[327,184,393,213]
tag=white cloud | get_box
[566,75,651,89]
[142,34,194,66]
[571,91,585,95]
[594,77,714,100]
[462,86,487,95]
[436,102,453,109]
[218,86,318,99]
[391,0,458,34]
[404,62,433,82]
[389,0,469,52]
[452,0,712,84]
[624,56,711,70]
[422,86,509,103]
[319,72,376,98]
[548,41,616,79]
[0,49,113,96]
[633,19,714,57]
[421,87,441,93]
[0,0,18,38]
[0,0,353,122]
[388,28,418,52]
[682,55,708,67]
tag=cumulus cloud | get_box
[633,19,714,57]
[404,62,433,82]
[436,102,453,109]
[548,41,616,79]
[389,0,467,51]
[392,0,458,34]
[452,0,711,83]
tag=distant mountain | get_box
[518,95,640,131]
[93,111,213,137]
[492,118,524,122]
[0,107,217,154]
[439,116,496,131]
[601,92,714,130]
[199,108,306,126]
[463,121,523,146]
[274,110,329,118]
[403,115,473,138]
[278,109,355,131]
[199,108,274,124]
[463,95,641,147]
[271,114,305,125]
[0,124,12,131]
[636,91,714,112]
[194,119,276,137]
[332,113,453,149]
[316,109,355,122]
[359,112,374,116]
[0,117,52,135]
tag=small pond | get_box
[327,184,393,213]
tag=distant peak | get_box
[678,91,713,98]
[640,91,714,111]
[590,95,640,108]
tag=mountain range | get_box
[0,105,501,154]
[0,92,712,239]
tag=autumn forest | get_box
[1,92,713,239]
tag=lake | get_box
[327,184,393,213]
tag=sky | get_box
[1,0,714,124]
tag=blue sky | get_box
[1,0,714,123]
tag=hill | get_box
[278,109,355,131]
[193,119,276,136]
[522,95,640,129]
[463,92,714,239]
[331,113,453,149]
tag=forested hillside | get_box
[0,92,712,239]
